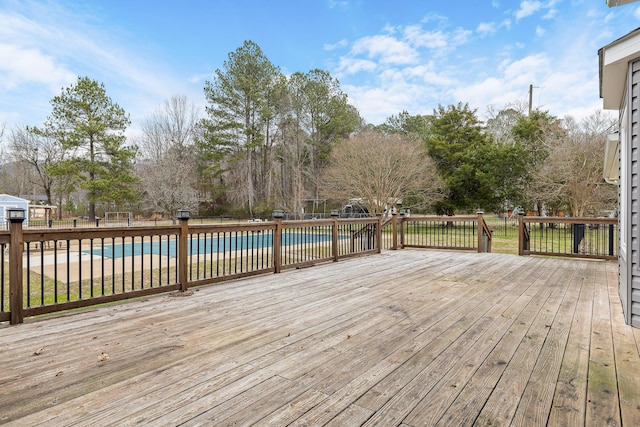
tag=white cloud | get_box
[345,84,431,124]
[351,35,418,65]
[404,26,448,49]
[516,1,542,20]
[0,43,75,90]
[0,3,195,128]
[188,72,213,84]
[328,0,350,9]
[420,13,449,26]
[404,26,471,52]
[535,25,546,37]
[402,64,458,86]
[477,22,497,36]
[324,39,348,51]
[337,57,378,75]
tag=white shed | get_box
[0,194,29,226]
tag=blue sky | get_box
[1,0,639,138]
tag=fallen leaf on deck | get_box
[33,347,44,356]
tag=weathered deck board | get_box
[509,259,588,425]
[606,263,640,427]
[547,261,595,425]
[586,261,622,426]
[0,250,637,426]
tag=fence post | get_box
[272,210,284,273]
[274,219,282,273]
[477,211,484,253]
[392,213,398,250]
[518,211,524,256]
[177,210,190,292]
[8,208,26,325]
[331,212,339,262]
[399,211,406,249]
[376,217,382,254]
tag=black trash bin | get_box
[573,223,585,254]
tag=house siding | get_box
[630,60,640,327]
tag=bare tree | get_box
[535,111,617,216]
[137,95,202,216]
[138,150,200,215]
[321,130,445,216]
[8,127,62,204]
[484,106,522,145]
[138,95,200,161]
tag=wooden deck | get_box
[1,250,639,426]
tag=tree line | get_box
[0,40,617,220]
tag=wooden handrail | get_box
[477,212,492,253]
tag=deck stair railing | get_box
[383,212,492,253]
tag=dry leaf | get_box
[55,371,64,377]
[98,352,110,362]
[33,347,44,356]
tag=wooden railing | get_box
[11,212,620,325]
[0,217,380,325]
[518,215,618,260]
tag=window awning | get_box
[604,133,619,184]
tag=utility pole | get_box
[529,84,533,116]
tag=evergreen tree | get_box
[37,76,137,220]
[201,40,282,217]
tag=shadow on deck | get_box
[1,250,638,426]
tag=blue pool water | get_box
[89,232,337,259]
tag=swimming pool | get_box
[89,231,338,259]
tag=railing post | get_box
[274,219,282,273]
[477,211,484,253]
[178,218,189,292]
[272,210,284,273]
[392,213,398,250]
[376,217,382,254]
[399,211,406,249]
[8,208,26,325]
[331,215,339,262]
[518,211,524,256]
[177,209,190,292]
